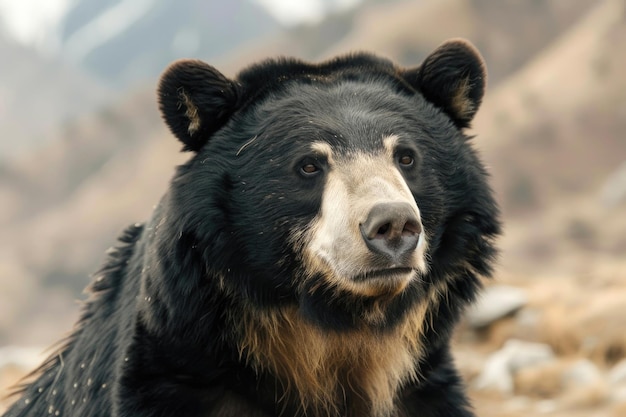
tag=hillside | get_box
[461,1,626,415]
[58,0,280,87]
[474,0,626,275]
[0,35,114,158]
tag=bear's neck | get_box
[234,303,432,417]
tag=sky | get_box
[0,0,362,53]
[0,0,71,50]
[254,0,360,26]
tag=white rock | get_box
[505,339,555,371]
[504,396,531,412]
[515,308,541,329]
[466,285,529,328]
[474,339,555,393]
[562,359,603,388]
[600,160,626,207]
[535,399,557,414]
[610,359,626,385]
[474,347,515,392]
[611,386,626,404]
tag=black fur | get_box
[4,39,500,417]
[158,59,239,151]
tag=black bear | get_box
[4,39,500,417]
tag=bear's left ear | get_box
[402,39,486,128]
[158,59,239,152]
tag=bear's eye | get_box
[299,161,321,177]
[302,164,318,174]
[398,154,414,167]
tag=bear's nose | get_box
[359,202,422,262]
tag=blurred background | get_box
[1,0,625,415]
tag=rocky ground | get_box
[458,283,626,417]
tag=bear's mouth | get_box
[352,267,415,283]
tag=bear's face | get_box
[225,82,434,298]
[157,39,495,331]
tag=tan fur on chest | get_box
[235,286,447,417]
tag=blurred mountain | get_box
[322,0,596,83]
[473,0,626,276]
[0,0,282,157]
[0,35,114,158]
[58,0,280,88]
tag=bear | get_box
[4,38,500,417]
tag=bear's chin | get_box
[347,267,416,298]
[296,269,423,332]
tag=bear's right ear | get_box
[158,59,238,152]
[401,39,486,129]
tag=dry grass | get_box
[0,365,24,414]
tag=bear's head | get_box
[154,39,498,334]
